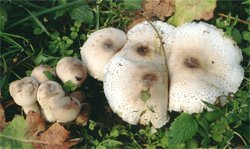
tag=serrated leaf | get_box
[167,113,198,146]
[0,6,8,31]
[168,0,216,26]
[69,5,94,24]
[0,116,33,148]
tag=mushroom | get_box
[31,65,55,83]
[52,96,81,123]
[9,77,40,114]
[37,81,82,122]
[80,27,127,81]
[37,81,65,122]
[168,22,244,113]
[56,57,87,86]
[103,21,172,128]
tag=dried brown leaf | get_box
[143,0,175,20]
[26,111,46,137]
[36,123,76,149]
[0,103,7,130]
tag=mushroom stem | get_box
[22,103,41,114]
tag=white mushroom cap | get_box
[56,57,87,86]
[31,65,55,83]
[126,21,175,59]
[80,27,127,81]
[37,81,65,108]
[37,81,81,122]
[53,97,81,123]
[104,54,169,128]
[9,77,39,106]
[168,22,244,113]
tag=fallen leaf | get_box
[168,0,216,26]
[26,111,46,138]
[143,0,175,20]
[36,123,77,149]
[0,115,33,148]
[0,104,7,130]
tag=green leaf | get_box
[203,110,223,122]
[97,139,123,148]
[123,0,142,10]
[168,0,216,26]
[0,6,8,31]
[0,116,33,148]
[243,31,250,41]
[231,28,242,44]
[242,46,250,56]
[167,113,198,146]
[69,5,94,24]
[43,70,54,80]
[140,90,151,102]
[63,80,77,92]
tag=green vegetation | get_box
[0,0,249,148]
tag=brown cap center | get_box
[183,57,200,68]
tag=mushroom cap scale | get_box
[80,27,127,81]
[168,22,244,113]
[104,55,169,128]
[56,57,87,86]
[9,77,39,106]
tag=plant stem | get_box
[7,0,86,29]
[234,131,247,145]
[218,13,250,25]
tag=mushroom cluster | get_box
[81,21,244,128]
[9,57,90,124]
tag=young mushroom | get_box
[37,81,82,122]
[56,57,87,86]
[103,21,173,128]
[9,77,40,114]
[31,65,55,83]
[37,81,65,122]
[168,22,244,113]
[80,28,127,81]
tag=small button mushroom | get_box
[80,28,127,81]
[168,22,244,113]
[37,81,65,122]
[31,65,56,83]
[9,77,40,114]
[53,96,81,123]
[70,90,85,103]
[37,81,82,123]
[75,103,91,126]
[56,57,87,86]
